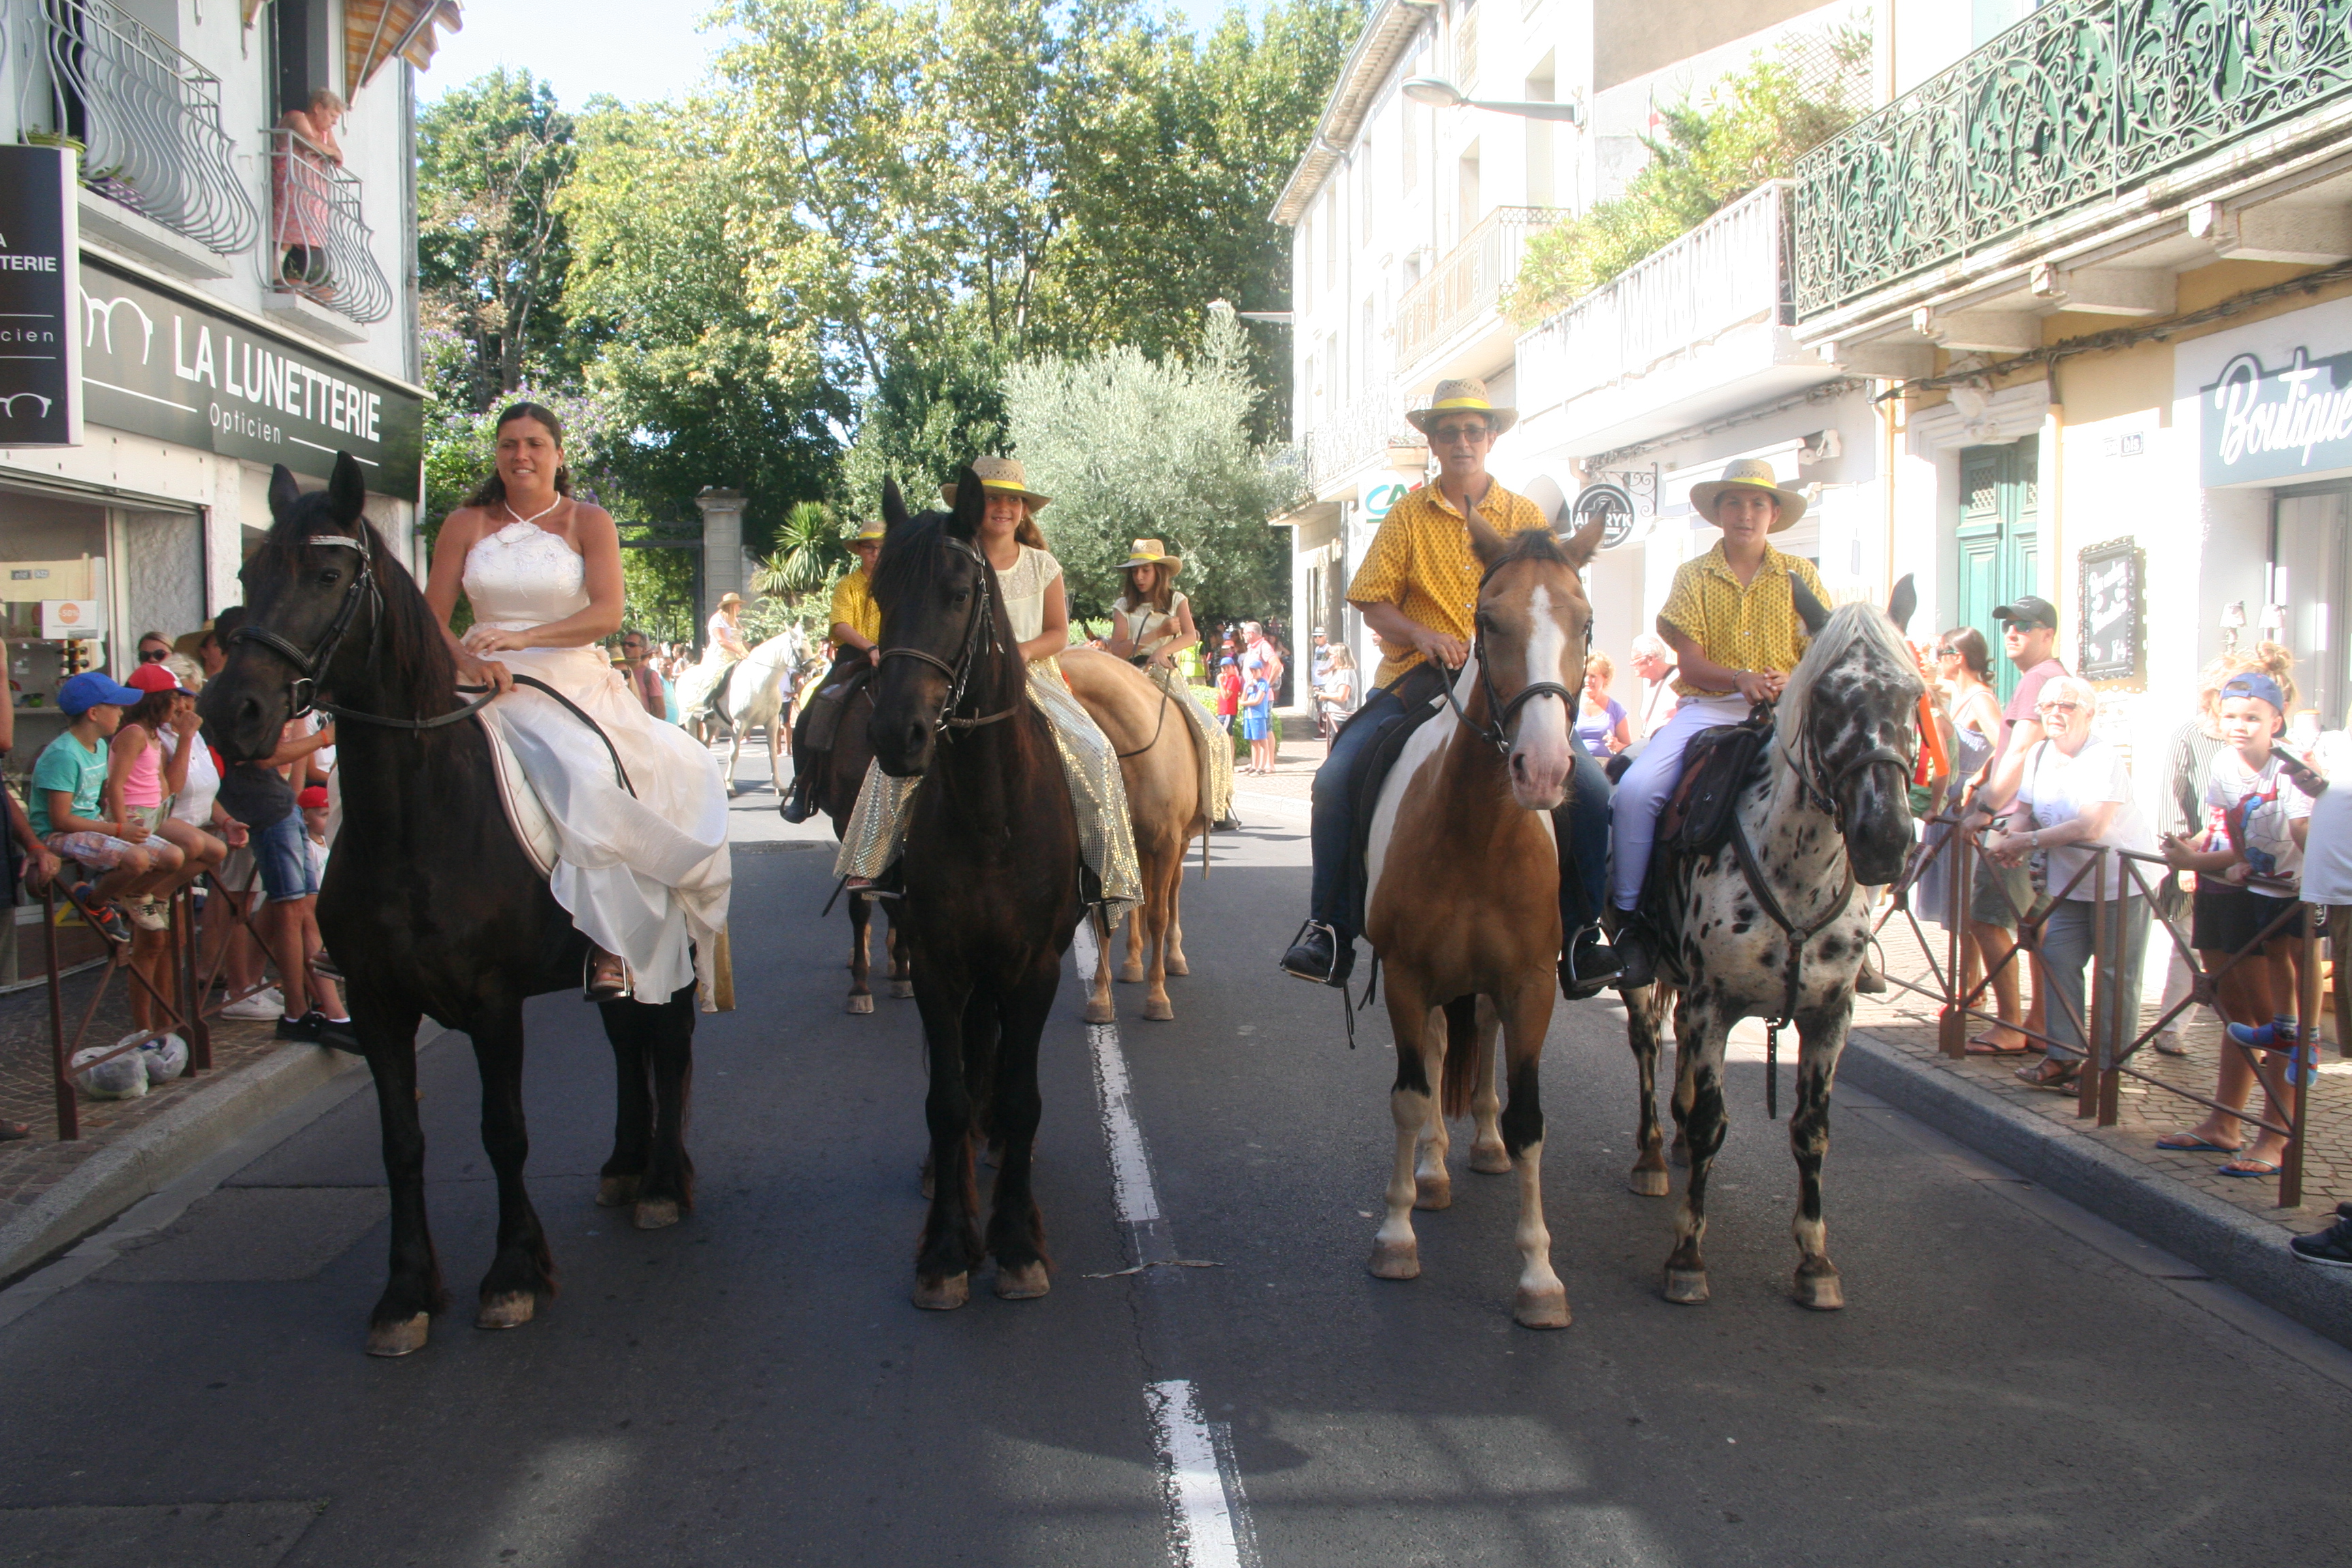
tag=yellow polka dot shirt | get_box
[1657,542,1827,696]
[1347,480,1548,689]
[828,566,881,644]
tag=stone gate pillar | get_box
[694,487,747,635]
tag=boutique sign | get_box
[75,257,419,495]
[2202,345,2352,486]
[0,145,82,448]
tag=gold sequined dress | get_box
[835,544,1141,917]
[1111,591,1235,824]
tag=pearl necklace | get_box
[504,495,564,529]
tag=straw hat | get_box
[1404,377,1517,438]
[718,591,743,608]
[1688,457,1807,533]
[1115,539,1183,575]
[845,517,887,542]
[941,455,1051,510]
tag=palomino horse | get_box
[202,457,698,1356]
[706,630,804,795]
[817,662,909,1014]
[1362,515,1607,1328]
[1622,579,1921,1311]
[867,469,1081,1310]
[1061,647,1203,1024]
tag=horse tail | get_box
[1440,994,1479,1121]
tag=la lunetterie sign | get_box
[0,145,83,448]
[76,256,419,495]
[2202,345,2352,486]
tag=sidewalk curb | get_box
[1841,1030,2352,1349]
[0,1042,369,1285]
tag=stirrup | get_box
[585,950,632,1003]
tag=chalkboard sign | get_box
[2078,537,2143,685]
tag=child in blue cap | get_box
[29,670,186,945]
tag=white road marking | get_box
[1073,919,1256,1568]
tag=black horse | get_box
[201,455,698,1357]
[868,470,1081,1309]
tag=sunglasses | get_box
[2038,700,2083,714]
[138,647,170,662]
[1430,423,1492,444]
[1933,646,1957,658]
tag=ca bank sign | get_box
[1363,480,1411,520]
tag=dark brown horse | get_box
[819,675,909,1013]
[866,469,1081,1310]
[201,456,698,1356]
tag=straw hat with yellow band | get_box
[940,455,1051,510]
[1115,539,1183,576]
[844,517,886,544]
[1403,376,1518,438]
[1687,457,1807,534]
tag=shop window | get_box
[0,486,112,774]
[2271,485,2351,731]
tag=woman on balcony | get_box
[273,90,345,299]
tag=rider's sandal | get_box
[2014,1057,2080,1090]
[584,948,632,1004]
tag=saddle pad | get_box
[1661,713,1774,858]
[1345,665,1450,934]
[480,715,560,879]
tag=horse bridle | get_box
[1779,714,1916,830]
[229,529,395,723]
[875,535,1020,736]
[1441,557,1590,757]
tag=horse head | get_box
[1783,574,1925,887]
[201,454,383,763]
[866,467,1012,779]
[1463,511,1608,811]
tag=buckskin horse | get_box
[1621,578,1921,1311]
[1362,514,1607,1329]
[1061,647,1203,1024]
[866,469,1081,1310]
[202,456,699,1357]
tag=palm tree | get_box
[753,500,847,599]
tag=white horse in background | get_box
[689,629,805,795]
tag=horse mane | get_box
[870,504,948,608]
[1489,527,1571,574]
[256,502,457,716]
[1777,599,1922,745]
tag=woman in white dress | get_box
[427,402,732,1002]
[836,457,1141,915]
[1102,539,1236,829]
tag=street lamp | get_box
[1402,76,1583,125]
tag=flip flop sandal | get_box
[0,1120,31,1142]
[1965,1033,2033,1055]
[2015,1059,2080,1090]
[2154,1133,2242,1153]
[2219,1157,2285,1178]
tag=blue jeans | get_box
[1307,683,1611,943]
[251,813,316,904]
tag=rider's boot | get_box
[779,768,819,824]
[1609,912,1659,992]
[1280,920,1354,987]
[1560,924,1621,1001]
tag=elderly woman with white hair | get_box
[1976,675,2157,1090]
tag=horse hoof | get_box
[890,981,913,1000]
[1119,962,1146,985]
[994,1262,1051,1300]
[1662,1268,1710,1305]
[1165,956,1190,977]
[913,1273,970,1311]
[846,993,875,1015]
[476,1292,537,1330]
[1083,999,1115,1024]
[1627,1164,1671,1198]
[1469,1143,1512,1175]
[1367,1239,1420,1279]
[365,1313,430,1358]
[1794,1267,1846,1311]
[1514,1286,1571,1330]
[1414,1175,1451,1211]
[1143,997,1175,1022]
[633,1198,681,1230]
[595,1175,641,1208]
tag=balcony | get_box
[263,128,395,328]
[1299,379,1411,495]
[1515,182,1839,457]
[1793,0,2352,322]
[13,0,259,259]
[1392,206,1563,376]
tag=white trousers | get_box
[1609,693,1752,911]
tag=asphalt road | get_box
[1,763,2348,1567]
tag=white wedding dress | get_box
[463,518,732,1000]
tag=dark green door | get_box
[1957,437,2040,704]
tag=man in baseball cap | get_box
[1992,595,2058,632]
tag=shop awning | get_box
[347,0,464,88]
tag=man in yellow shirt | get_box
[1280,378,1617,992]
[781,519,885,823]
[1608,458,1827,987]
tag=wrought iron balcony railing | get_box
[263,127,395,325]
[1518,181,1793,414]
[1793,0,2352,321]
[12,0,259,255]
[1300,378,1411,492]
[1392,206,1564,372]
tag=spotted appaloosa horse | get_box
[1362,514,1608,1329]
[1622,579,1922,1311]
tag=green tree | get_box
[753,501,849,599]
[1004,306,1298,627]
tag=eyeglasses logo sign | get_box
[0,392,53,418]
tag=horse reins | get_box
[876,536,1021,736]
[1439,555,1591,756]
[1116,689,1174,760]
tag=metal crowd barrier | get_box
[1872,817,2328,1211]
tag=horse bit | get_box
[877,536,1020,738]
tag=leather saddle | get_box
[1636,702,1776,985]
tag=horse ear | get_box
[329,452,366,526]
[882,478,909,534]
[1560,510,1608,570]
[1465,514,1509,571]
[267,464,301,523]
[1791,574,1832,638]
[947,464,986,541]
[1886,572,1918,634]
